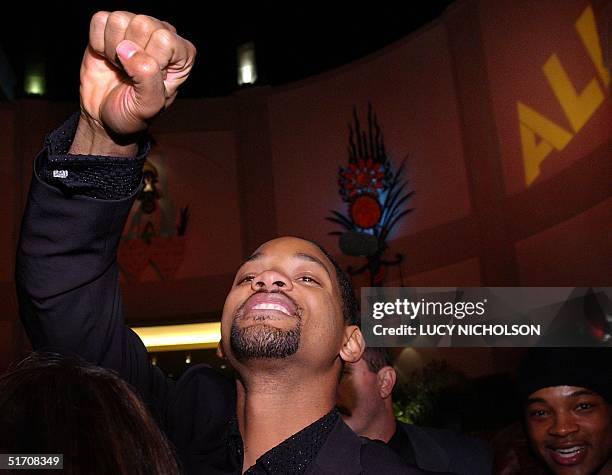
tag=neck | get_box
[236,368,336,472]
[360,400,397,443]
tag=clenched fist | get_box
[71,11,196,155]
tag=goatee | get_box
[230,320,301,360]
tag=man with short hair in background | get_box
[336,347,492,474]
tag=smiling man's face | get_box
[525,385,612,475]
[220,237,347,372]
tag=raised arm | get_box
[16,11,196,413]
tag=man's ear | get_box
[216,341,226,359]
[339,325,365,363]
[377,366,397,399]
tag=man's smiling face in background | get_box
[525,385,612,475]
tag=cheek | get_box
[338,377,366,411]
[588,414,612,447]
[354,381,380,414]
[220,290,242,333]
[305,302,344,351]
[526,421,548,445]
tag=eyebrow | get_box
[526,389,598,406]
[244,251,263,263]
[241,251,332,279]
[526,397,547,405]
[295,252,332,279]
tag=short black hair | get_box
[361,347,393,373]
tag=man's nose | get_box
[251,270,293,291]
[548,411,579,437]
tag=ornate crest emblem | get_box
[328,104,413,285]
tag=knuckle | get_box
[152,28,175,48]
[108,11,132,29]
[91,11,109,26]
[130,14,156,34]
[162,21,177,33]
[187,40,197,57]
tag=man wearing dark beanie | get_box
[517,348,612,475]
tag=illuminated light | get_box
[131,322,221,352]
[151,356,157,366]
[25,74,45,96]
[240,65,253,84]
[237,42,257,85]
[24,60,46,96]
[185,354,191,364]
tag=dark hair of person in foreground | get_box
[0,352,180,475]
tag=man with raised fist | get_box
[16,11,416,474]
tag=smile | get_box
[554,446,584,456]
[548,445,588,466]
[251,303,292,316]
[238,292,300,320]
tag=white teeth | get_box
[252,303,291,315]
[555,447,583,456]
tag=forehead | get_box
[243,237,334,270]
[528,385,603,404]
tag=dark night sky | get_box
[0,1,454,100]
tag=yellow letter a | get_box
[518,102,573,186]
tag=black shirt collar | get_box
[228,408,339,474]
[388,423,418,468]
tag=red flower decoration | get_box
[349,194,382,229]
[342,158,385,199]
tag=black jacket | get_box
[16,127,419,474]
[397,422,492,474]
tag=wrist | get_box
[69,113,140,157]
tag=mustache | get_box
[234,289,303,321]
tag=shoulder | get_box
[166,365,235,445]
[176,364,235,393]
[313,417,423,474]
[409,423,491,457]
[399,422,492,474]
[359,437,424,474]
[173,364,235,416]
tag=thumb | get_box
[115,39,166,120]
